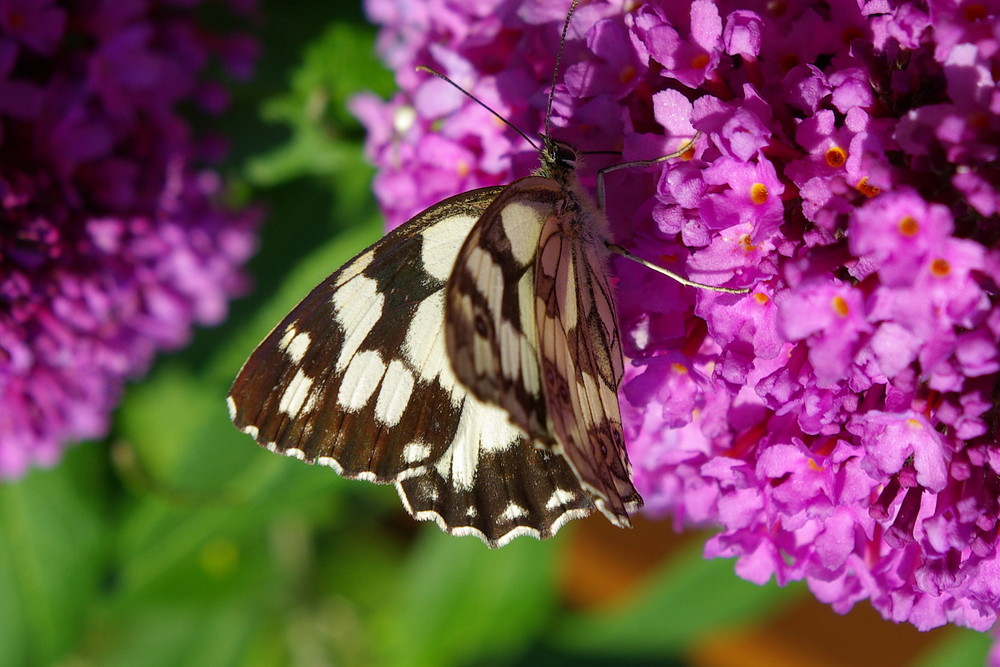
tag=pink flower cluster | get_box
[354,0,1000,634]
[0,0,259,476]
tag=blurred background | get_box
[0,1,992,665]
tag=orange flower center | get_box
[825,146,846,168]
[856,177,880,198]
[931,258,951,277]
[898,216,919,236]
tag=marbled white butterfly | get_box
[229,1,685,547]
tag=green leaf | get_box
[247,21,393,187]
[378,532,561,667]
[219,216,384,381]
[551,539,799,658]
[0,445,108,666]
[87,595,264,667]
[106,218,391,617]
[913,627,991,667]
[113,367,343,600]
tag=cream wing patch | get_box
[278,369,316,417]
[337,349,386,411]
[333,274,385,372]
[375,359,415,426]
[421,212,482,281]
[436,395,521,490]
[279,327,311,364]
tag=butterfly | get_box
[229,1,655,547]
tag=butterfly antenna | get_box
[416,65,539,152]
[544,0,581,140]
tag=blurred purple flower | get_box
[354,0,1000,637]
[0,1,259,477]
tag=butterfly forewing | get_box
[444,177,565,442]
[444,160,641,530]
[534,201,642,526]
[228,186,599,547]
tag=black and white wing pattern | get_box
[532,175,642,525]
[444,144,641,530]
[228,187,601,547]
[443,179,557,443]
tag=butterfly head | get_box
[538,134,582,180]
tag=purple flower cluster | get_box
[0,1,259,477]
[356,0,1000,634]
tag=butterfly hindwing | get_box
[398,439,594,545]
[228,186,597,547]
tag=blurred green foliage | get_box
[0,1,993,666]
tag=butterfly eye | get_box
[554,143,578,167]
